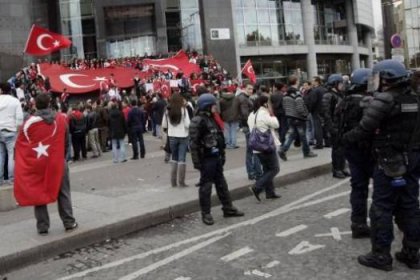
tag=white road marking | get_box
[244,270,272,278]
[288,241,325,255]
[315,228,352,241]
[137,178,144,181]
[264,260,280,268]
[118,233,231,280]
[57,179,350,280]
[323,208,350,219]
[276,225,308,237]
[174,277,191,280]
[220,247,254,262]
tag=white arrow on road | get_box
[288,241,325,255]
[315,227,352,241]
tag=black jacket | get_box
[322,89,343,134]
[127,106,146,132]
[305,86,325,114]
[270,90,285,119]
[108,108,127,139]
[189,110,226,169]
[236,92,253,127]
[87,111,98,131]
[344,88,420,151]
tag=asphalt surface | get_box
[5,174,417,280]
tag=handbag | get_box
[248,110,276,153]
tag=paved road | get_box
[6,174,414,280]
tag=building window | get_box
[165,0,202,53]
[234,0,305,48]
[59,0,96,59]
[312,0,348,45]
[104,4,156,57]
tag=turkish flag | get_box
[161,81,171,98]
[14,113,67,206]
[242,59,257,84]
[152,80,171,98]
[143,50,201,76]
[190,79,205,95]
[24,25,72,56]
[38,63,150,94]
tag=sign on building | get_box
[210,28,230,40]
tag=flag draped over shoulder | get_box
[24,25,72,56]
[14,113,67,206]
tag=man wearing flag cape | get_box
[14,94,78,235]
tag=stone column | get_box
[346,0,360,70]
[365,30,374,68]
[301,0,317,78]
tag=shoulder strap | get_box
[254,110,259,125]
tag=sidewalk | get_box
[0,134,332,274]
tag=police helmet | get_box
[351,68,372,86]
[326,74,343,87]
[372,60,408,81]
[197,93,216,110]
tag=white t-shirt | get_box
[0,94,23,132]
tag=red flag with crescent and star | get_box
[242,59,257,84]
[24,24,72,56]
[14,113,67,206]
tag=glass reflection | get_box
[312,0,347,45]
[233,0,305,47]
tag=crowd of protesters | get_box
[2,49,337,225]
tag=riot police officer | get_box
[322,74,348,178]
[189,94,244,225]
[337,68,374,239]
[343,60,420,271]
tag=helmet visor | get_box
[367,73,380,93]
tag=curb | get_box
[0,163,330,275]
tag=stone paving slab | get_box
[0,135,332,274]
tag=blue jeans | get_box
[111,138,126,163]
[169,137,188,163]
[244,131,263,179]
[0,130,17,184]
[224,121,239,148]
[306,114,314,144]
[281,119,310,156]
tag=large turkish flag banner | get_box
[39,63,149,94]
[143,50,201,76]
[24,25,72,56]
[14,113,67,206]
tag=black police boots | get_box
[358,248,393,271]
[333,170,347,179]
[395,247,420,269]
[351,223,371,239]
[202,213,214,225]
[223,207,244,218]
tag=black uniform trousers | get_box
[199,156,233,214]
[345,146,374,224]
[370,152,420,250]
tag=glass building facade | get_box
[403,0,420,68]
[165,0,202,53]
[59,0,96,59]
[234,0,373,79]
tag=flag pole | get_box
[23,24,35,55]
